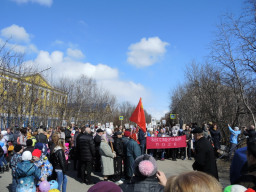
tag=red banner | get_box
[146,135,187,149]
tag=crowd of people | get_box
[0,122,255,192]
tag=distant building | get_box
[0,68,67,129]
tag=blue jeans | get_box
[56,170,67,192]
[12,177,18,192]
[0,155,7,166]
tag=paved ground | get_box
[0,158,230,192]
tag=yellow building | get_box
[0,68,67,129]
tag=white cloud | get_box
[23,49,151,107]
[99,80,150,104]
[67,48,84,59]
[11,0,53,6]
[52,40,64,46]
[25,50,118,80]
[127,37,169,68]
[1,24,30,42]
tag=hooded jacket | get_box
[15,160,41,192]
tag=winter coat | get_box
[126,139,141,178]
[10,153,22,177]
[13,131,20,146]
[15,160,41,192]
[138,129,146,145]
[113,136,124,157]
[122,137,130,157]
[100,141,115,176]
[23,146,35,154]
[230,147,247,184]
[76,132,95,161]
[34,155,53,181]
[209,128,221,150]
[94,134,102,151]
[36,133,48,144]
[50,146,66,173]
[121,176,164,192]
[192,136,219,180]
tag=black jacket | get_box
[36,133,48,144]
[77,132,95,161]
[94,134,101,151]
[192,136,219,180]
[113,136,124,157]
[209,128,221,150]
[51,146,66,174]
[23,146,35,154]
[0,146,3,157]
[121,176,164,192]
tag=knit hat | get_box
[22,151,32,161]
[124,131,131,137]
[133,154,157,177]
[88,181,122,192]
[26,139,33,146]
[224,185,255,192]
[14,144,22,153]
[65,143,69,147]
[234,127,240,131]
[35,142,43,150]
[32,149,42,158]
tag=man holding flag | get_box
[130,98,147,155]
[125,98,146,180]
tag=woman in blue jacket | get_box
[228,124,241,160]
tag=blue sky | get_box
[0,0,243,119]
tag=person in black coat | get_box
[51,138,67,192]
[112,131,124,183]
[94,128,104,172]
[192,127,219,180]
[209,124,221,156]
[36,129,48,144]
[76,127,96,185]
[122,130,130,180]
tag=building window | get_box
[46,92,50,100]
[41,90,44,99]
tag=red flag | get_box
[129,98,146,132]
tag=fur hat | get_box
[88,181,122,192]
[32,149,42,158]
[22,151,32,161]
[133,154,157,177]
[224,184,254,192]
